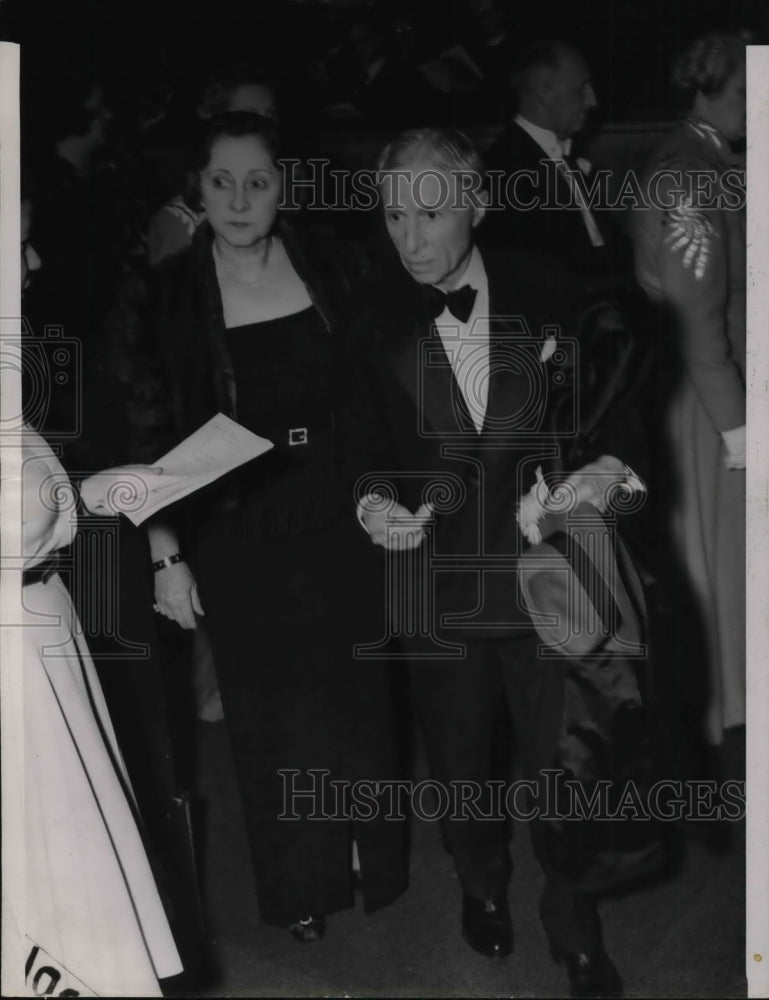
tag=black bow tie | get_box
[423,284,477,323]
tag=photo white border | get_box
[0,39,27,1000]
[746,42,769,1000]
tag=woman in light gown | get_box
[632,32,749,751]
[13,198,183,996]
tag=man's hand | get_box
[546,455,628,514]
[359,494,434,551]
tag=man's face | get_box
[382,160,485,291]
[542,50,597,140]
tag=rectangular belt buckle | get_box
[288,427,308,446]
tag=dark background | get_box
[3,0,767,126]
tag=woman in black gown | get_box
[112,111,406,940]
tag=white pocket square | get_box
[540,336,557,363]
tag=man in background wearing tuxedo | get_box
[484,39,629,280]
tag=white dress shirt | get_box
[433,246,490,434]
[514,114,605,249]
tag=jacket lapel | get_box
[388,305,476,438]
[511,123,574,201]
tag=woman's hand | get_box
[154,560,204,630]
[80,464,164,517]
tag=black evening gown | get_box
[191,307,406,927]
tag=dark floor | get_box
[167,718,746,999]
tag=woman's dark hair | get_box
[673,29,755,110]
[183,111,284,211]
[197,74,278,120]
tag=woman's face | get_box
[697,62,747,141]
[200,133,282,248]
[20,200,42,291]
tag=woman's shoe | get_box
[289,915,326,943]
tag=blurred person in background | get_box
[631,30,750,794]
[462,0,518,114]
[23,71,114,385]
[484,39,631,282]
[22,61,147,470]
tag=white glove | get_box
[547,455,628,514]
[357,493,433,551]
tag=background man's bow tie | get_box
[423,284,477,323]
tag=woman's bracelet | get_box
[152,553,185,573]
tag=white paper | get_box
[124,413,273,525]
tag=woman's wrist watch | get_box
[152,552,185,572]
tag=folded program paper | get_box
[124,413,273,525]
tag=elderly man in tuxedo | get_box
[484,39,628,280]
[352,127,650,999]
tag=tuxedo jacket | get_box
[484,121,629,282]
[351,241,645,638]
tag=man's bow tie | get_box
[423,284,477,323]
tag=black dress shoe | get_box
[288,915,326,943]
[551,944,623,998]
[461,893,513,958]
